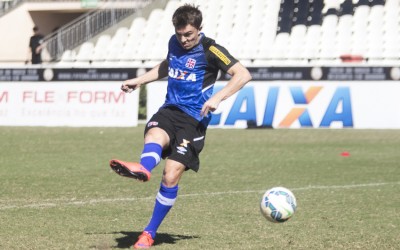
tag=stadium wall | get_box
[1,66,400,129]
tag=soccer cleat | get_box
[109,159,151,182]
[134,231,154,249]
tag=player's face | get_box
[175,24,201,50]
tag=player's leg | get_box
[140,127,169,173]
[135,118,206,248]
[134,159,185,249]
[110,120,170,182]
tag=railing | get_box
[40,0,152,61]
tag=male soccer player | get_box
[110,4,252,249]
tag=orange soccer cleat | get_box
[133,231,154,249]
[109,159,151,182]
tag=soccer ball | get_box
[260,187,297,223]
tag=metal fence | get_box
[43,0,152,61]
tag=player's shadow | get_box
[112,231,200,248]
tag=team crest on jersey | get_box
[185,58,196,69]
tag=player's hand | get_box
[201,97,221,117]
[121,78,141,93]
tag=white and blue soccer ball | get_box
[260,187,297,223]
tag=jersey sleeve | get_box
[207,43,238,73]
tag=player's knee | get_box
[162,168,182,187]
[145,128,169,145]
[161,175,179,187]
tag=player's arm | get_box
[201,62,252,116]
[121,59,169,93]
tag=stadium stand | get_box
[1,0,398,66]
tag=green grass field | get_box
[0,127,399,249]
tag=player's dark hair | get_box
[172,4,202,30]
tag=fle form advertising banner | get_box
[147,81,400,129]
[0,82,139,127]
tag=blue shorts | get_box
[144,106,206,172]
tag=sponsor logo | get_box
[209,45,231,65]
[176,139,190,155]
[185,58,196,69]
[279,86,322,127]
[168,67,196,81]
[210,85,353,128]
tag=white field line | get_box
[0,181,399,210]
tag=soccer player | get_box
[110,4,252,249]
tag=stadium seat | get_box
[287,25,307,60]
[55,50,76,67]
[104,27,128,61]
[319,12,338,59]
[336,15,353,56]
[302,25,321,60]
[75,42,94,65]
[50,0,400,66]
[129,17,147,37]
[92,35,111,62]
[268,32,290,59]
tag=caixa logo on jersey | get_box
[210,85,354,128]
[168,67,197,81]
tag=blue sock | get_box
[140,143,162,172]
[144,183,178,239]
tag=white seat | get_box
[267,32,290,60]
[164,0,180,16]
[55,50,76,67]
[301,25,321,59]
[336,15,352,56]
[129,17,147,36]
[145,9,164,32]
[286,25,307,59]
[112,27,129,46]
[104,28,128,61]
[75,42,94,62]
[321,14,338,31]
[266,0,281,13]
[319,16,337,59]
[353,5,370,28]
[255,29,275,59]
[92,35,111,61]
[60,49,75,61]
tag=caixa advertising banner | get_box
[0,82,139,127]
[147,81,400,129]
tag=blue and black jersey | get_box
[161,33,238,127]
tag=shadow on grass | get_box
[112,231,200,248]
